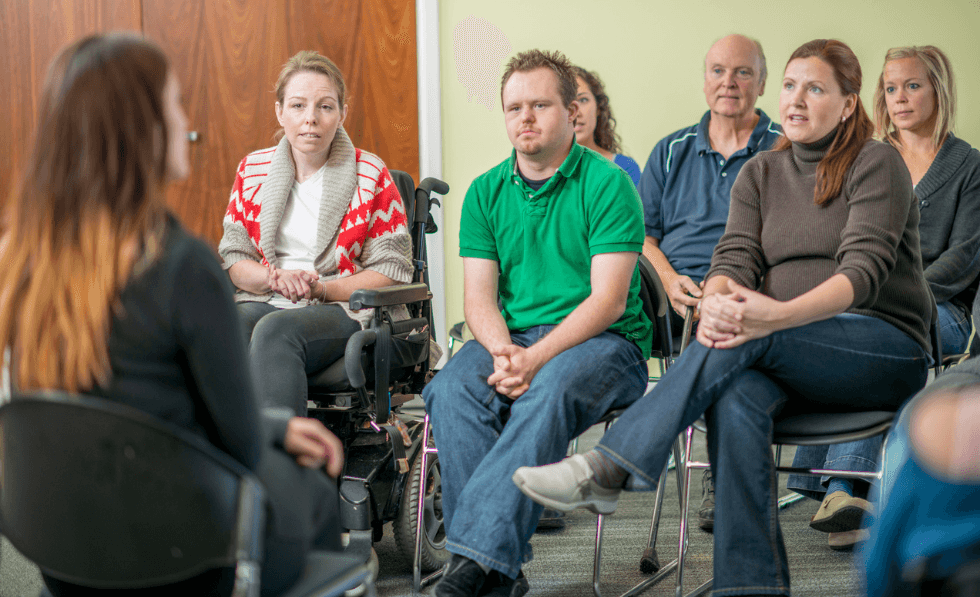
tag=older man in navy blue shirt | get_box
[639,33,781,531]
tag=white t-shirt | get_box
[269,165,325,309]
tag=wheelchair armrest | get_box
[348,283,430,310]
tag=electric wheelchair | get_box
[303,171,450,578]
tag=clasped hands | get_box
[696,279,786,349]
[487,344,544,399]
[267,266,321,303]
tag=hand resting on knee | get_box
[284,417,345,477]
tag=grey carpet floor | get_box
[0,408,865,597]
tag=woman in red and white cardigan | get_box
[219,51,412,417]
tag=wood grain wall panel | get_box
[3,0,418,247]
[0,0,141,202]
[349,0,419,182]
[144,0,418,246]
[142,0,221,245]
[277,0,419,181]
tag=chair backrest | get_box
[637,255,674,360]
[0,393,265,590]
[390,169,443,283]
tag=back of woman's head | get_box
[572,66,622,154]
[1,32,170,392]
[773,39,874,205]
[873,45,955,149]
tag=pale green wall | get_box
[439,0,980,328]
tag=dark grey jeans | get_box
[237,302,361,416]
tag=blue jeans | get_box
[422,327,648,578]
[786,437,882,500]
[596,314,929,596]
[937,301,972,357]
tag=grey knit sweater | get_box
[911,133,980,313]
[708,133,932,352]
[218,129,413,327]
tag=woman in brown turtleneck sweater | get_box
[513,39,933,597]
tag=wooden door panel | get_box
[143,0,419,247]
[348,0,419,179]
[0,0,141,201]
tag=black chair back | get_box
[0,393,264,590]
[637,255,674,361]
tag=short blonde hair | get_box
[874,46,955,149]
[274,51,346,140]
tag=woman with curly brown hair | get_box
[572,66,641,186]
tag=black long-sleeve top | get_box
[89,215,269,469]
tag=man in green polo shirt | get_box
[422,49,652,597]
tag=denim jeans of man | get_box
[936,301,972,357]
[595,314,929,596]
[422,326,648,579]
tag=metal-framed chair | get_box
[673,310,946,597]
[589,256,689,597]
[0,392,374,597]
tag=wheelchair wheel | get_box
[394,442,448,571]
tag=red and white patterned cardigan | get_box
[218,132,413,317]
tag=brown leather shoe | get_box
[810,490,874,532]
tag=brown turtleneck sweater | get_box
[707,133,932,352]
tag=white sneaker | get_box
[512,454,621,515]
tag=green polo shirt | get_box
[460,142,653,358]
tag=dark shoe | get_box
[809,491,874,533]
[435,555,488,597]
[479,570,529,597]
[697,469,715,532]
[535,508,566,531]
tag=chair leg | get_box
[671,439,686,511]
[592,440,682,597]
[639,463,669,573]
[641,436,686,575]
[675,427,695,597]
[593,513,606,597]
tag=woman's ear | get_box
[842,94,857,122]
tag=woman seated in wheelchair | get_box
[513,39,933,596]
[219,51,413,417]
[0,34,346,596]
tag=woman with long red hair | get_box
[0,33,344,596]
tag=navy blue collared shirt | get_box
[638,109,781,281]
